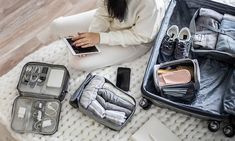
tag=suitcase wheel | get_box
[139,98,152,110]
[208,120,220,132]
[223,125,235,138]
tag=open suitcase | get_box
[140,0,235,137]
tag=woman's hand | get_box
[72,32,100,48]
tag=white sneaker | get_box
[178,27,191,42]
[174,27,192,59]
[166,25,179,40]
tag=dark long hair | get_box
[106,0,127,22]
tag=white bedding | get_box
[1,0,235,139]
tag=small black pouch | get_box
[70,73,136,131]
[153,59,200,104]
[11,62,70,135]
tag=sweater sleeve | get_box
[99,1,165,47]
[89,0,112,32]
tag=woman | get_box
[51,0,166,71]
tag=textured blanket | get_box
[1,0,235,140]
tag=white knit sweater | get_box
[89,0,166,47]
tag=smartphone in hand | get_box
[116,67,131,91]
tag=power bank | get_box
[47,69,65,88]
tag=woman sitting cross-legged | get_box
[50,0,166,71]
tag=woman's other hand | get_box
[72,32,100,48]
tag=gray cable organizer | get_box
[11,62,70,135]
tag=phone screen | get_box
[116,67,131,91]
[66,38,99,54]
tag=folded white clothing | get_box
[105,115,126,126]
[105,110,126,125]
[105,110,126,119]
[80,75,105,108]
[87,100,105,118]
[80,88,98,108]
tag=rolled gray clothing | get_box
[199,8,223,21]
[80,75,105,108]
[97,88,134,110]
[87,100,106,118]
[96,95,132,116]
[103,83,135,105]
[216,16,235,54]
[105,110,126,125]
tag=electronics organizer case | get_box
[141,0,235,121]
[11,62,70,135]
[70,73,136,131]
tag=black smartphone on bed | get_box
[116,67,131,91]
[63,37,100,55]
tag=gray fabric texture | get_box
[87,100,106,118]
[79,75,135,126]
[80,75,105,108]
[192,8,223,50]
[105,110,126,125]
[223,69,235,116]
[96,95,132,116]
[97,88,134,110]
[191,59,231,115]
[216,14,235,54]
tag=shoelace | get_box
[161,36,174,50]
[176,42,187,56]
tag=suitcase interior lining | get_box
[143,0,235,118]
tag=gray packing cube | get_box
[190,7,235,63]
[141,0,235,122]
[153,59,200,104]
[216,15,235,54]
[190,8,222,50]
[11,62,70,135]
[70,73,136,131]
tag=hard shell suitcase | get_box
[140,0,235,137]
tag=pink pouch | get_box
[159,69,191,86]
